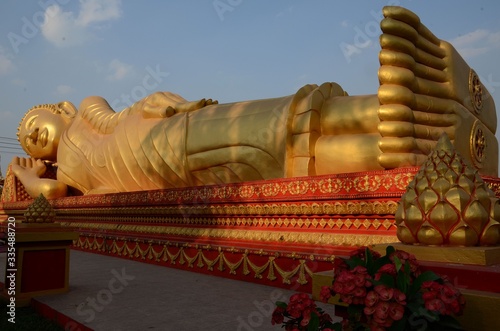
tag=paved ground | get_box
[0,250,338,331]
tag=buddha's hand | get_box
[141,92,218,118]
[141,92,182,118]
[11,157,47,180]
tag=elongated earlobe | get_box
[57,101,77,119]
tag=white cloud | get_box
[41,0,122,48]
[78,0,122,26]
[107,59,132,81]
[55,85,75,96]
[0,49,15,75]
[451,29,489,48]
[451,29,500,59]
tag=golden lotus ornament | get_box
[396,134,500,246]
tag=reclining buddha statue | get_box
[11,6,498,199]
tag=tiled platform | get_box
[0,250,339,331]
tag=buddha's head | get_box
[17,101,77,161]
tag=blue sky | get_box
[1,0,500,175]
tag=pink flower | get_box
[285,292,319,325]
[368,323,386,331]
[425,298,446,314]
[365,291,379,307]
[320,285,332,302]
[391,250,420,276]
[271,307,285,325]
[352,266,369,287]
[353,286,367,298]
[350,246,382,260]
[373,301,390,321]
[377,263,397,276]
[333,257,348,277]
[393,289,406,305]
[374,285,394,301]
[388,302,405,321]
[364,305,376,315]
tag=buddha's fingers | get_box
[380,50,447,83]
[378,151,428,169]
[382,6,442,49]
[379,137,437,155]
[378,104,414,122]
[378,121,414,137]
[378,85,415,108]
[382,6,421,30]
[413,124,455,141]
[379,65,450,97]
[380,34,446,71]
[378,104,456,127]
[413,111,456,127]
[381,17,445,60]
[414,94,470,116]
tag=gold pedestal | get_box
[372,243,500,266]
[1,222,78,307]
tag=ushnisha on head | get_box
[17,101,77,162]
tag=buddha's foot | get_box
[376,6,497,176]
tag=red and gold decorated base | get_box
[2,167,500,295]
[0,222,78,306]
[1,167,424,291]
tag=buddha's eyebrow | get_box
[27,115,38,128]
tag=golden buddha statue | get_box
[11,6,498,199]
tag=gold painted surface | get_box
[373,243,500,266]
[62,221,397,246]
[15,229,79,243]
[457,289,500,331]
[396,134,500,246]
[59,215,396,231]
[54,200,399,218]
[7,6,497,200]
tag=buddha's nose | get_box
[29,128,39,142]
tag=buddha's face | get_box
[19,108,71,161]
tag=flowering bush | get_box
[272,246,465,331]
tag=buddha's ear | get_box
[56,101,77,119]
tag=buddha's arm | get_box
[79,93,218,134]
[10,157,68,199]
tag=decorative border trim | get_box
[74,236,332,288]
[2,168,419,207]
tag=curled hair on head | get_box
[17,102,77,142]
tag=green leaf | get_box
[386,245,396,256]
[366,247,374,273]
[396,269,408,293]
[437,315,465,330]
[405,301,423,314]
[330,322,343,331]
[307,312,320,331]
[409,271,440,297]
[345,256,364,269]
[373,273,395,288]
[371,255,392,276]
[394,255,403,272]
[391,317,407,331]
[275,301,287,309]
[347,304,363,318]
